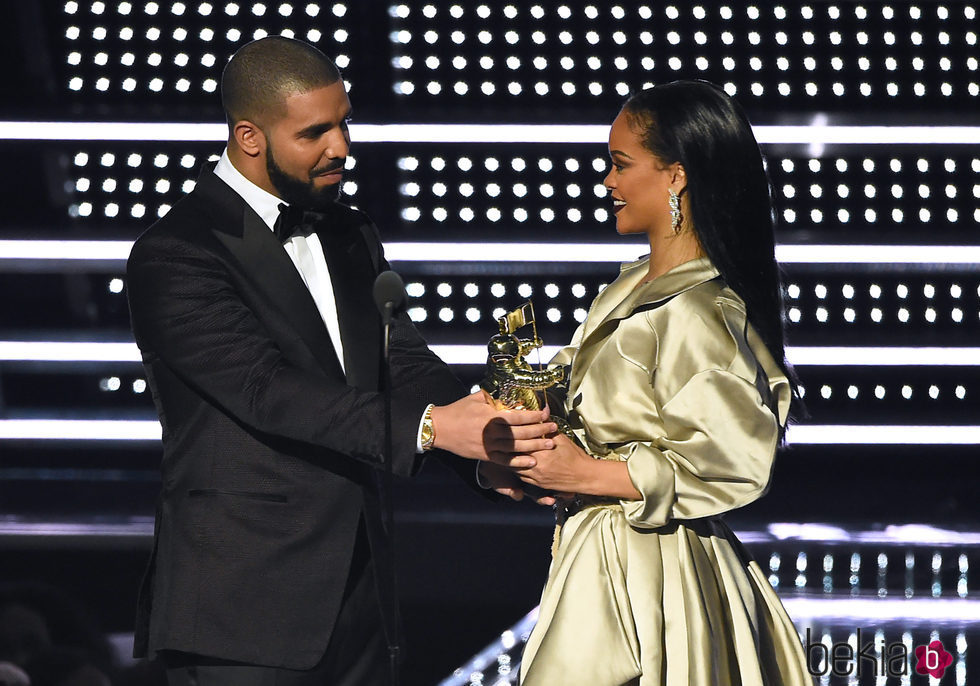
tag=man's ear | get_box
[231,120,265,159]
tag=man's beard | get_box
[266,142,343,210]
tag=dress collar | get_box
[622,255,721,305]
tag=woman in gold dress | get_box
[514,82,814,685]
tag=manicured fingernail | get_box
[545,440,554,448]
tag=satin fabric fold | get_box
[520,256,813,685]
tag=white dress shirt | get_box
[213,149,346,374]
[213,151,430,453]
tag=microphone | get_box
[373,270,407,325]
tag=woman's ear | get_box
[669,163,687,194]
[231,120,265,159]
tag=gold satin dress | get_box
[520,256,814,686]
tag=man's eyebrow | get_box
[296,113,350,138]
[296,122,330,137]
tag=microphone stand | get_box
[380,300,400,686]
[374,270,406,686]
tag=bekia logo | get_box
[915,640,954,679]
[806,629,953,679]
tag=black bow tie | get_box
[274,203,326,243]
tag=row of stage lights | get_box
[97,274,980,302]
[66,202,980,224]
[65,2,345,18]
[92,372,968,406]
[395,206,976,226]
[66,149,980,223]
[766,550,970,597]
[405,304,980,325]
[59,3,980,99]
[392,3,978,22]
[63,2,978,22]
[63,1,350,93]
[389,3,980,100]
[87,271,980,330]
[62,2,979,21]
[809,384,967,401]
[391,79,976,100]
[64,31,349,94]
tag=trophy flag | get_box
[499,301,536,337]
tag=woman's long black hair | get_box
[623,80,798,394]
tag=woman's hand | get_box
[517,434,642,500]
[515,433,597,494]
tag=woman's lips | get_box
[612,199,626,213]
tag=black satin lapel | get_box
[213,211,345,379]
[319,224,380,392]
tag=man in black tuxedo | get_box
[126,37,555,685]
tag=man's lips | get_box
[313,168,344,183]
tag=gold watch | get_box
[420,404,436,451]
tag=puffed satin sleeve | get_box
[618,367,783,528]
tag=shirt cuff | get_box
[474,462,492,489]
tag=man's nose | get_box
[325,128,349,159]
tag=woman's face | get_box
[603,110,681,237]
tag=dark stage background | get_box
[1,2,978,685]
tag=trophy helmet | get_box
[487,333,522,358]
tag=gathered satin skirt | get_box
[520,505,815,686]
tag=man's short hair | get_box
[221,36,341,129]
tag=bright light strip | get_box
[774,245,980,265]
[2,122,980,145]
[388,242,649,263]
[3,342,980,367]
[0,519,155,538]
[785,424,980,445]
[767,522,980,545]
[8,241,980,266]
[781,596,980,623]
[788,347,980,366]
[0,121,228,142]
[2,418,977,444]
[0,420,161,440]
[0,240,133,261]
[0,341,142,362]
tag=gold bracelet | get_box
[420,403,436,451]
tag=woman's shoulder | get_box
[642,278,750,375]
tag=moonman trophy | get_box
[482,302,578,517]
[480,301,567,420]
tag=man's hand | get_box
[478,461,557,507]
[430,391,557,463]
